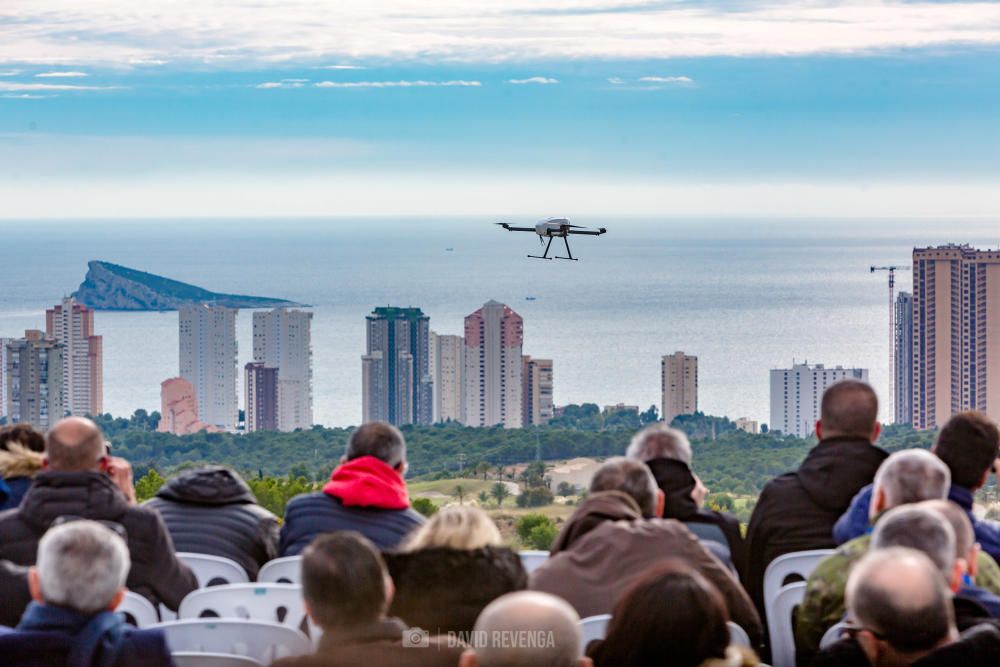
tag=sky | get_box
[2,1,1000,218]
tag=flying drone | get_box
[496,218,607,260]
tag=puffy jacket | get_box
[0,560,30,628]
[144,466,279,579]
[0,471,197,616]
[0,443,45,511]
[280,456,424,556]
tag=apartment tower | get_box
[252,308,313,431]
[179,305,238,431]
[770,362,869,438]
[244,362,279,432]
[0,338,9,420]
[522,356,554,426]
[430,332,464,423]
[464,300,523,428]
[4,331,64,429]
[362,307,432,426]
[661,351,698,425]
[895,291,914,425]
[45,297,102,416]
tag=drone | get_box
[496,218,607,260]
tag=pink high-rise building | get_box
[46,297,102,416]
[157,377,221,435]
[463,300,524,428]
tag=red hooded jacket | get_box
[323,456,410,510]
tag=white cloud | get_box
[508,76,559,85]
[314,79,481,88]
[1,93,55,99]
[318,65,365,70]
[36,71,88,78]
[0,82,117,91]
[282,78,309,82]
[256,80,305,88]
[128,58,168,65]
[607,77,625,85]
[639,76,693,85]
[0,70,22,77]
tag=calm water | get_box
[1,217,996,427]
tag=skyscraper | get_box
[430,331,464,423]
[252,308,313,431]
[4,331,64,429]
[45,297,102,416]
[362,307,432,426]
[522,356,554,426]
[912,245,1000,428]
[770,362,868,438]
[245,362,279,432]
[661,351,698,425]
[0,337,9,420]
[464,300,523,428]
[895,291,914,425]
[179,305,238,431]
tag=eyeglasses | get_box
[842,620,887,642]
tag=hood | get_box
[913,623,1000,666]
[647,457,699,520]
[797,437,888,511]
[0,442,45,479]
[19,471,129,532]
[323,456,410,510]
[155,465,256,505]
[550,490,642,555]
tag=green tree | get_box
[477,490,490,506]
[134,469,166,502]
[491,482,511,507]
[516,514,558,550]
[454,484,467,506]
[412,497,438,517]
[556,482,578,496]
[475,462,491,481]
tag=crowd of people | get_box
[0,377,998,667]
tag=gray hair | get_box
[871,505,956,579]
[36,520,130,614]
[472,591,581,667]
[589,457,659,516]
[626,424,692,465]
[873,449,950,510]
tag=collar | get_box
[948,485,974,511]
[317,617,406,650]
[17,601,93,633]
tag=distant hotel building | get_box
[4,331,64,429]
[661,351,698,425]
[253,308,313,431]
[734,417,759,434]
[430,332,464,423]
[46,297,102,416]
[244,362,279,432]
[179,305,238,431]
[362,307,433,426]
[522,356,554,426]
[770,362,868,438]
[912,245,1000,428]
[895,291,914,425]
[157,377,220,435]
[464,300,524,428]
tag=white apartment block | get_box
[430,331,465,423]
[662,351,698,424]
[770,362,869,438]
[179,305,238,431]
[45,297,102,416]
[464,300,524,428]
[253,308,313,431]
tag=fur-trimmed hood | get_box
[0,443,44,479]
[699,646,760,667]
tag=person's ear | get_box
[814,421,823,440]
[869,486,886,521]
[655,489,665,518]
[459,650,478,667]
[975,469,989,491]
[41,456,50,470]
[577,658,594,667]
[949,561,964,594]
[107,587,125,611]
[384,573,395,610]
[871,422,882,443]
[303,599,318,625]
[28,567,44,604]
[856,631,883,666]
[339,455,347,465]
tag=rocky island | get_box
[72,260,303,311]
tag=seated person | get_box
[589,561,760,667]
[0,520,173,666]
[271,531,464,667]
[385,506,527,634]
[0,424,46,511]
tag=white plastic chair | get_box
[519,550,549,574]
[178,553,251,588]
[727,621,751,648]
[578,613,611,654]
[172,653,264,667]
[178,583,308,630]
[762,550,833,615]
[767,582,806,667]
[116,591,159,628]
[820,621,847,649]
[151,619,310,664]
[257,556,302,584]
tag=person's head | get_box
[43,417,108,473]
[459,591,591,667]
[590,561,731,667]
[404,506,502,552]
[871,505,959,592]
[869,449,950,520]
[816,379,881,443]
[625,424,692,466]
[846,548,957,667]
[0,424,46,453]
[932,411,1000,492]
[28,520,130,615]
[344,422,407,472]
[589,457,663,518]
[300,532,392,630]
[918,499,980,585]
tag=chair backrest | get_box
[727,621,751,648]
[578,613,612,655]
[172,652,264,667]
[178,553,251,588]
[767,582,807,667]
[116,591,160,628]
[151,619,310,663]
[820,621,847,650]
[257,556,302,584]
[519,550,549,574]
[178,583,308,630]
[763,549,833,614]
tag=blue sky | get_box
[2,1,1000,217]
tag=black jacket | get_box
[0,471,197,618]
[0,560,30,627]
[144,466,279,579]
[384,546,528,634]
[745,437,887,617]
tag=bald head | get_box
[45,417,106,472]
[819,379,879,441]
[462,592,583,667]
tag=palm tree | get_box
[491,481,511,507]
[478,490,490,506]
[454,484,466,506]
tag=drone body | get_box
[497,217,607,260]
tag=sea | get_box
[1,217,998,428]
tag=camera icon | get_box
[403,627,430,648]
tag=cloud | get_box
[639,75,694,85]
[128,58,168,66]
[0,82,118,92]
[607,77,625,85]
[318,65,365,70]
[36,71,88,78]
[256,79,306,88]
[1,93,55,99]
[508,76,559,84]
[0,70,22,77]
[314,79,481,88]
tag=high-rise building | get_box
[179,305,238,431]
[464,300,524,428]
[430,332,464,423]
[895,291,914,425]
[361,307,432,425]
[45,297,102,416]
[156,377,221,435]
[244,362,279,432]
[770,362,869,438]
[0,337,9,420]
[912,245,1000,428]
[252,308,313,431]
[522,356,554,426]
[661,351,698,425]
[4,330,64,429]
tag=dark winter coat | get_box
[144,466,279,578]
[384,546,528,634]
[0,560,30,628]
[812,622,1000,667]
[0,471,197,617]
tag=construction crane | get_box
[870,265,911,420]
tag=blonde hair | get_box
[404,506,502,552]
